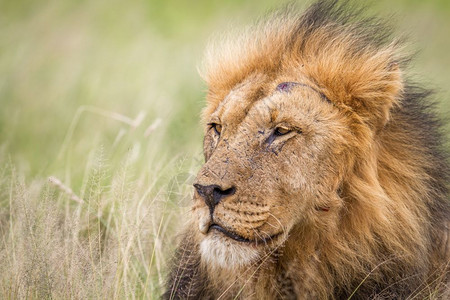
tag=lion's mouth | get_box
[208,224,282,244]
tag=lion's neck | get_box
[204,257,298,300]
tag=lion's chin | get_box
[199,234,260,269]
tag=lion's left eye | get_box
[274,126,291,136]
[210,123,222,135]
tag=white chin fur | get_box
[200,235,259,269]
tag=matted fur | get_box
[165,1,450,299]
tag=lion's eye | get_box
[210,123,222,135]
[274,126,291,136]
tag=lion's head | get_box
[191,3,403,270]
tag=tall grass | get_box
[0,131,202,298]
[0,0,449,299]
[2,164,160,297]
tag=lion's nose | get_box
[193,184,236,212]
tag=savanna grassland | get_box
[0,0,449,298]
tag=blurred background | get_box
[0,0,449,298]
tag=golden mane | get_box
[165,1,450,298]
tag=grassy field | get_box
[0,0,449,298]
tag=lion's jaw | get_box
[192,76,350,268]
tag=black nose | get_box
[194,184,236,212]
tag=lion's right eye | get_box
[274,126,291,136]
[210,123,222,135]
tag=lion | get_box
[164,1,450,299]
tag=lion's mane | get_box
[165,1,450,299]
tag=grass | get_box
[0,0,449,298]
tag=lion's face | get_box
[192,74,353,268]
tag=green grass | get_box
[0,0,449,298]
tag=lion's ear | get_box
[303,44,404,130]
[342,60,403,129]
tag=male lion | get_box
[164,1,450,299]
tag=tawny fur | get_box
[165,1,450,299]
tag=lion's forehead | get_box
[212,76,267,130]
[214,80,324,135]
